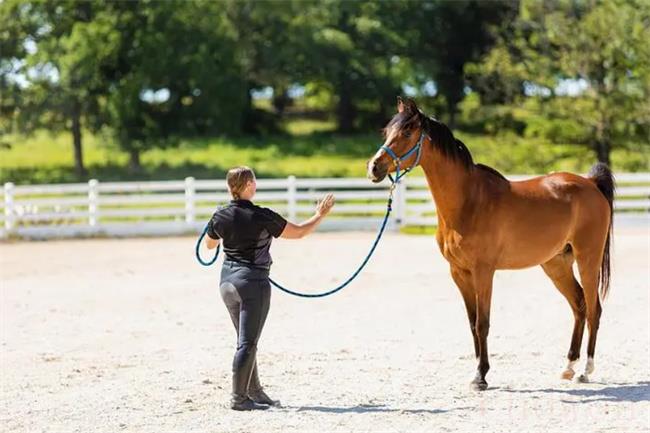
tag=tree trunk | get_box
[446,98,458,130]
[242,82,256,134]
[594,109,612,165]
[336,72,355,133]
[594,139,611,165]
[272,85,290,116]
[128,147,141,173]
[377,99,388,126]
[593,66,611,166]
[71,101,86,178]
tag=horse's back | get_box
[509,171,610,231]
[510,171,605,203]
[489,171,608,269]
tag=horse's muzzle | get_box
[367,158,388,183]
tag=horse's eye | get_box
[403,132,411,138]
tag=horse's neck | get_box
[420,145,474,229]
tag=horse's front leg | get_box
[470,266,495,391]
[450,265,479,358]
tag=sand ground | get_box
[1,223,649,432]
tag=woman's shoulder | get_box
[251,204,271,220]
[211,202,234,218]
[252,203,282,218]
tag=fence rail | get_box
[2,173,649,239]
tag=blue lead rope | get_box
[195,130,426,298]
[195,194,394,298]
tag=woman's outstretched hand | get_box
[280,193,335,239]
[316,193,335,217]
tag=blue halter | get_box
[194,131,426,298]
[380,131,426,184]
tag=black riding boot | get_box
[231,347,269,411]
[248,362,281,407]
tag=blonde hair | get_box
[226,166,255,199]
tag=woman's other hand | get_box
[316,193,335,217]
[280,193,335,239]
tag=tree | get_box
[473,0,650,164]
[101,0,246,171]
[554,0,650,164]
[0,0,115,178]
[407,0,519,128]
[2,0,247,174]
[223,0,342,132]
[0,0,38,143]
[303,1,407,132]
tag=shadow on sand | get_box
[502,381,650,403]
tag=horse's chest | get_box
[436,229,473,268]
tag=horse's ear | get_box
[397,96,405,113]
[405,98,418,113]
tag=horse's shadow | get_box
[287,403,470,414]
[281,382,649,413]
[503,381,650,403]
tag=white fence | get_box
[2,173,649,239]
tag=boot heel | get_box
[231,396,270,411]
[249,388,281,407]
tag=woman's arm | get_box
[205,236,220,250]
[281,193,334,239]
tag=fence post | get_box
[4,182,15,234]
[287,175,297,221]
[88,179,99,227]
[185,176,196,224]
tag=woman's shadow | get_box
[503,381,650,403]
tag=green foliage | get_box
[100,1,246,166]
[0,0,40,138]
[2,124,646,185]
[299,1,409,131]
[1,0,248,172]
[406,0,519,125]
[468,0,650,163]
[1,0,648,186]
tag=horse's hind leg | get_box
[574,247,604,383]
[541,249,586,380]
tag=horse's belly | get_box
[497,251,561,270]
[493,191,575,270]
[496,225,570,269]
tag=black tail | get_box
[588,162,615,302]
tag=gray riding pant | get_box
[219,260,271,373]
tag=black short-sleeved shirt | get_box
[206,199,287,268]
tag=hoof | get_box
[576,374,590,383]
[470,379,488,391]
[561,369,575,380]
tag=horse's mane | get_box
[384,109,506,180]
[384,110,474,169]
[420,114,475,169]
[475,163,507,180]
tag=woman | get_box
[204,166,335,411]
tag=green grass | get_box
[0,128,379,184]
[282,118,337,135]
[1,120,647,185]
[399,225,437,235]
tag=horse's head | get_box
[367,96,425,183]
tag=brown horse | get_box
[367,97,614,391]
